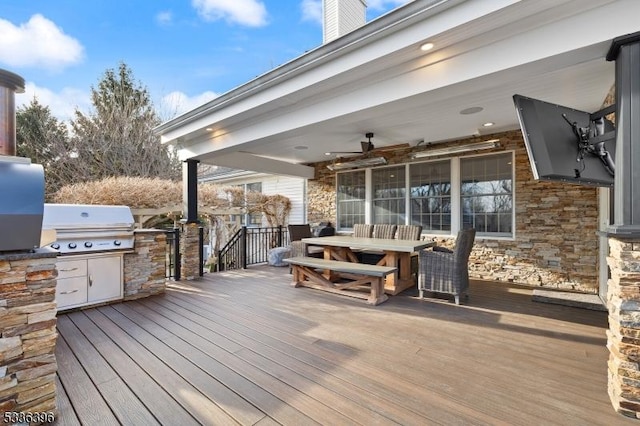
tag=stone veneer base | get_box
[607,237,640,419]
[0,248,58,420]
[123,230,168,300]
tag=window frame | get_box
[335,169,367,231]
[230,182,263,228]
[333,150,516,240]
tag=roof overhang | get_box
[156,0,640,178]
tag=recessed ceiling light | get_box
[420,42,434,51]
[483,122,495,127]
[459,107,483,115]
[325,152,332,156]
[205,127,213,131]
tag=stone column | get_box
[607,237,640,418]
[180,223,201,280]
[123,230,167,300]
[0,249,58,419]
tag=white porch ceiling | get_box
[157,0,639,178]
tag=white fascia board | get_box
[157,0,521,146]
[179,0,634,159]
[195,152,315,179]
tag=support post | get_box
[241,226,247,269]
[198,226,204,277]
[606,32,640,236]
[182,159,200,224]
[173,227,181,281]
[605,31,640,419]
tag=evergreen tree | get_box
[70,62,180,181]
[16,98,74,198]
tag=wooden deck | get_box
[53,265,634,425]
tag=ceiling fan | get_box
[325,132,409,156]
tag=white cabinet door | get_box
[56,276,88,309]
[87,256,122,303]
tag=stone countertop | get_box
[0,247,58,261]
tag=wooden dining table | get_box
[300,235,435,295]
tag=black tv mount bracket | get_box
[561,104,616,178]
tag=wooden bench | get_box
[283,257,397,305]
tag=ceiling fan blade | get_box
[370,142,410,152]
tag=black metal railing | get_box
[165,228,181,280]
[217,226,288,272]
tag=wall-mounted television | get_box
[513,94,615,187]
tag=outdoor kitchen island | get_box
[42,204,136,312]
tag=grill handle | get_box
[59,289,78,295]
[89,275,93,287]
[59,267,78,272]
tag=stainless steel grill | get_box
[0,68,46,253]
[42,203,135,255]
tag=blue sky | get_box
[1,0,408,122]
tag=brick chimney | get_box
[323,0,367,44]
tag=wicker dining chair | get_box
[361,224,398,264]
[288,224,323,258]
[397,225,423,276]
[418,228,476,304]
[372,224,397,239]
[396,225,422,241]
[352,224,374,238]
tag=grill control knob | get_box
[51,243,60,250]
[68,243,77,249]
[84,242,93,248]
[113,240,122,246]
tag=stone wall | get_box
[123,230,167,300]
[180,223,202,280]
[308,130,600,292]
[607,237,640,418]
[0,250,58,419]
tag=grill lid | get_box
[43,203,134,231]
[42,204,135,254]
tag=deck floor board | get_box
[53,266,635,425]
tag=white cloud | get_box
[301,0,322,25]
[156,11,173,26]
[159,90,219,119]
[192,0,268,27]
[0,14,83,70]
[16,82,91,123]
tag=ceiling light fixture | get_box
[420,42,434,51]
[483,122,495,127]
[412,139,500,159]
[327,156,387,171]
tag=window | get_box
[337,171,366,230]
[461,153,512,236]
[333,152,514,238]
[230,182,263,227]
[410,160,451,232]
[372,166,406,225]
[245,182,263,226]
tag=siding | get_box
[207,174,306,226]
[262,176,306,225]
